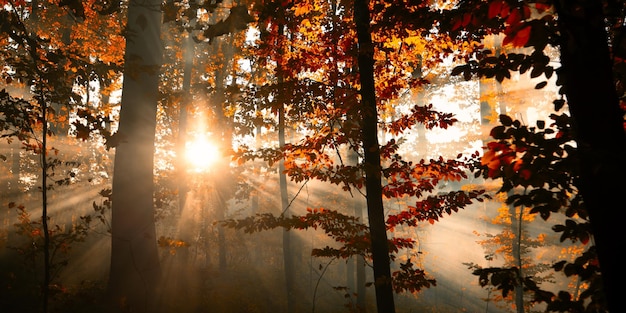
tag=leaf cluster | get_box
[472,113,604,311]
[477,114,582,220]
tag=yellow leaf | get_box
[294,3,312,16]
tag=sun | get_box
[185,134,221,172]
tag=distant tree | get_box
[472,113,604,312]
[468,196,554,312]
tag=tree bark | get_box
[553,1,626,311]
[348,148,367,312]
[279,99,296,313]
[107,0,163,311]
[273,21,296,312]
[353,1,395,312]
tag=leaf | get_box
[450,65,466,77]
[530,65,544,78]
[294,2,313,16]
[488,0,503,19]
[499,114,513,126]
[489,125,506,139]
[553,99,566,111]
[536,120,545,129]
[504,25,531,47]
[534,81,548,89]
[505,8,521,25]
[203,6,254,43]
[462,13,471,27]
[162,1,179,23]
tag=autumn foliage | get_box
[1,0,620,312]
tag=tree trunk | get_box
[178,31,192,213]
[107,0,163,311]
[272,21,296,312]
[279,102,296,313]
[348,148,367,312]
[353,1,395,312]
[511,206,524,313]
[553,1,626,311]
[212,34,236,272]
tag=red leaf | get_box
[504,25,531,47]
[462,13,471,27]
[506,8,521,25]
[519,169,531,180]
[452,17,463,31]
[523,6,532,19]
[488,0,503,19]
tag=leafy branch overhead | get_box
[163,2,254,43]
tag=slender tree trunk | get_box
[40,88,50,313]
[250,122,262,263]
[553,1,626,312]
[279,102,296,312]
[348,149,367,312]
[213,36,233,272]
[273,21,296,312]
[178,32,192,213]
[511,205,524,313]
[356,251,366,312]
[176,30,194,274]
[108,0,163,311]
[353,1,395,312]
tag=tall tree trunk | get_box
[274,22,296,312]
[39,84,51,313]
[107,0,163,311]
[353,1,395,312]
[511,206,524,313]
[178,31,192,213]
[279,100,296,313]
[176,30,193,271]
[348,148,367,312]
[212,35,234,272]
[553,1,626,311]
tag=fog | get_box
[0,64,584,313]
[1,138,579,313]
